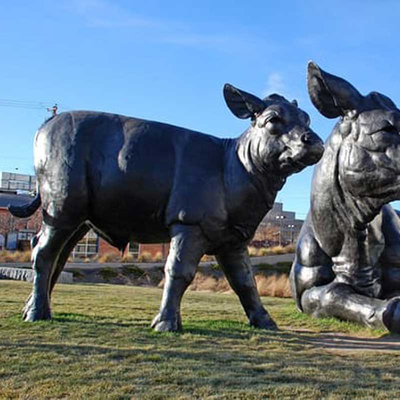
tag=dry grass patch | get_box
[200,254,216,262]
[159,271,293,299]
[256,274,291,297]
[121,253,135,263]
[0,250,31,263]
[189,273,232,293]
[248,245,295,257]
[95,252,121,263]
[137,251,152,262]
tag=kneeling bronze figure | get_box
[291,62,400,333]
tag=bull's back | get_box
[35,111,226,246]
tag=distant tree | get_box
[252,224,280,247]
[0,207,42,237]
[26,208,42,233]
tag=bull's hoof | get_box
[151,313,183,332]
[382,298,400,334]
[23,308,52,322]
[22,296,52,322]
[250,312,278,331]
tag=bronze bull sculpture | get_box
[290,62,400,333]
[11,83,323,331]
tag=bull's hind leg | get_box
[49,224,90,294]
[23,224,76,322]
[216,246,277,330]
[151,224,206,332]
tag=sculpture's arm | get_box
[380,205,400,297]
[380,241,400,298]
[289,228,334,310]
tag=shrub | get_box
[138,251,152,262]
[121,264,146,278]
[121,253,135,263]
[71,269,84,279]
[0,250,31,263]
[255,263,274,271]
[153,252,163,262]
[257,247,272,256]
[256,262,292,275]
[248,244,295,257]
[98,267,119,281]
[96,253,121,263]
[247,247,259,257]
[210,263,221,271]
[17,251,31,262]
[200,254,215,262]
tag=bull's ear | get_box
[369,91,398,110]
[223,84,265,119]
[307,61,363,118]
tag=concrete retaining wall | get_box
[0,267,73,284]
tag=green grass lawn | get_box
[1,281,400,399]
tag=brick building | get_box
[0,190,41,250]
[253,202,303,247]
[0,171,36,192]
[0,187,170,259]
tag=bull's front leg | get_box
[151,224,206,332]
[216,246,277,330]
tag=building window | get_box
[128,241,140,259]
[18,230,35,241]
[72,230,99,258]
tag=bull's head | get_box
[308,62,400,216]
[224,84,324,178]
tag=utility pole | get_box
[288,224,295,244]
[47,103,58,116]
[276,215,285,246]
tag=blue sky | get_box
[1,0,400,218]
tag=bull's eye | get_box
[268,116,281,124]
[265,115,283,135]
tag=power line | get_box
[0,99,49,109]
[0,98,72,111]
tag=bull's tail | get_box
[9,191,41,218]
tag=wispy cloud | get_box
[262,72,303,103]
[68,0,163,29]
[64,0,258,52]
[263,72,286,97]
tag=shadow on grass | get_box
[7,311,400,353]
[183,319,279,340]
[283,329,400,352]
[52,313,255,338]
[53,313,142,328]
[52,313,261,340]
[187,322,400,352]
[1,336,397,393]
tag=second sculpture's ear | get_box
[223,84,265,119]
[307,61,364,118]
